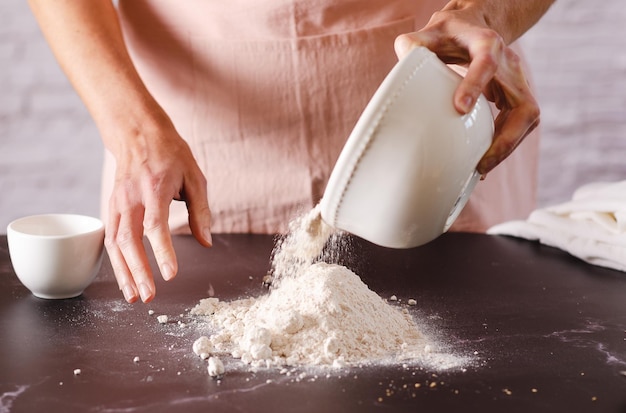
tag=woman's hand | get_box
[395,0,553,175]
[103,111,212,304]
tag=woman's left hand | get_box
[395,4,542,175]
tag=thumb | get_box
[394,33,417,60]
[394,32,436,60]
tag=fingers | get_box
[184,169,213,248]
[187,196,213,247]
[477,100,540,174]
[105,211,139,303]
[118,206,157,303]
[105,158,212,304]
[394,30,496,115]
[105,189,156,303]
[143,188,178,283]
[395,22,540,176]
[477,47,540,174]
[101,108,209,303]
[454,32,503,114]
[106,178,173,304]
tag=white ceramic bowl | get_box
[7,214,105,299]
[320,47,494,249]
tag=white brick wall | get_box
[0,0,103,229]
[1,0,625,230]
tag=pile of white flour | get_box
[190,205,465,370]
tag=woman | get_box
[28,0,554,303]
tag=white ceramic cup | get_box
[7,214,105,299]
[320,47,494,249]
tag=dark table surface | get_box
[1,232,626,413]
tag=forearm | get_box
[28,0,165,155]
[441,0,555,44]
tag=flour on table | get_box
[190,204,470,372]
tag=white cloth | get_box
[487,181,626,272]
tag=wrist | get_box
[441,0,510,41]
[441,0,554,44]
[95,92,174,162]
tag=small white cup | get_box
[7,214,105,299]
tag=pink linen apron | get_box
[103,0,539,234]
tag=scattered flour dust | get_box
[190,204,471,373]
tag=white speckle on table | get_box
[73,369,81,376]
[157,315,168,324]
[133,356,140,363]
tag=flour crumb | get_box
[389,295,398,302]
[73,369,81,376]
[193,336,212,357]
[333,357,347,369]
[157,315,168,324]
[208,357,224,377]
[148,309,155,316]
[408,299,417,306]
[133,356,140,363]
